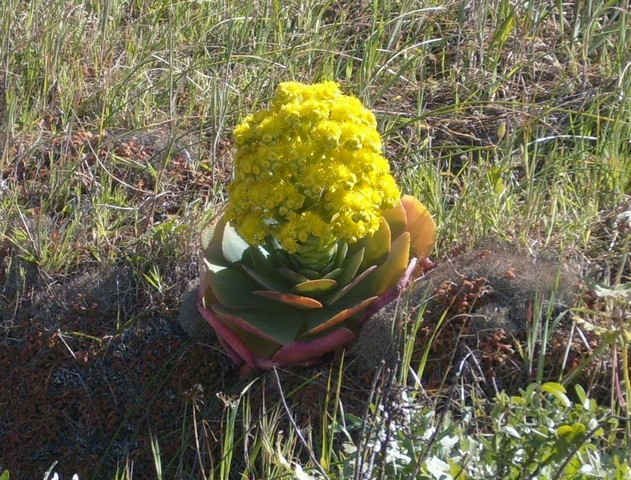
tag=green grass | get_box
[1,0,630,478]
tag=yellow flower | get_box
[227,81,401,258]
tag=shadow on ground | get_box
[0,264,234,478]
[0,240,602,478]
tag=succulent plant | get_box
[198,195,435,371]
[197,81,436,371]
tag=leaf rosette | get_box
[198,82,436,370]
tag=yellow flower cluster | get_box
[227,81,400,256]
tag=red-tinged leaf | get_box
[211,305,280,343]
[216,335,245,365]
[401,195,436,258]
[306,296,378,335]
[198,303,256,368]
[211,307,281,358]
[382,201,408,239]
[253,290,323,309]
[271,328,356,366]
[353,260,418,326]
[294,278,337,295]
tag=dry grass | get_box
[0,0,629,477]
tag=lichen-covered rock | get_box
[351,241,582,370]
[176,282,212,339]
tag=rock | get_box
[351,241,583,369]
[176,282,213,339]
[350,298,404,368]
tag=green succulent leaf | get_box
[212,304,305,345]
[335,241,349,268]
[241,264,289,292]
[212,273,381,346]
[306,296,378,335]
[209,266,280,309]
[222,222,250,263]
[371,231,410,295]
[301,293,378,337]
[322,255,340,275]
[277,266,309,284]
[202,257,228,275]
[227,326,280,358]
[288,241,338,273]
[348,232,410,299]
[201,212,229,265]
[323,267,343,280]
[299,268,323,280]
[337,246,365,287]
[326,264,378,305]
[200,259,227,306]
[294,278,337,295]
[401,194,436,258]
[361,216,391,268]
[242,245,270,269]
[211,306,280,344]
[267,246,292,268]
[253,290,323,309]
[382,201,408,239]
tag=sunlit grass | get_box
[1,0,629,478]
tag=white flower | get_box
[384,443,411,466]
[439,434,459,450]
[422,426,436,440]
[615,210,631,231]
[425,456,451,479]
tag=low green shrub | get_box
[332,382,629,479]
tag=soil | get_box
[0,241,603,478]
